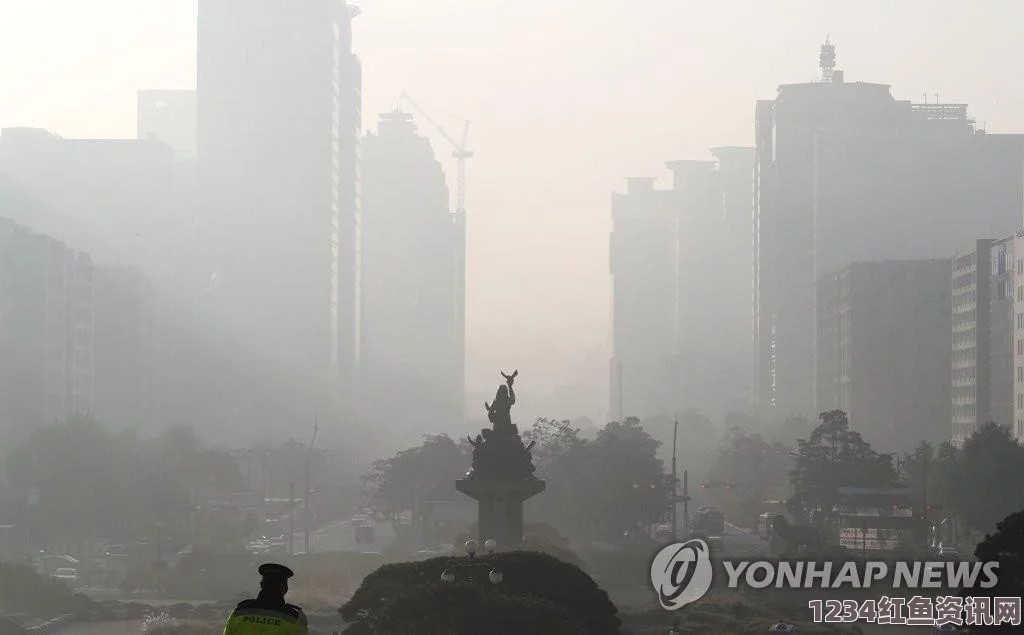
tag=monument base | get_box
[456,476,546,549]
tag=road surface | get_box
[720,521,769,557]
[292,518,395,552]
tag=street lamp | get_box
[440,539,502,585]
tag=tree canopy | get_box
[364,418,670,543]
[360,434,470,521]
[706,427,792,528]
[4,417,247,550]
[787,410,896,525]
[948,422,1024,532]
[974,509,1024,600]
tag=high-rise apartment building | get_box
[951,231,1024,447]
[816,260,952,451]
[359,110,464,430]
[197,1,362,421]
[610,178,679,420]
[0,127,177,274]
[755,43,1024,420]
[0,219,93,439]
[610,148,754,421]
[137,89,196,160]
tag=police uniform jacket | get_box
[223,597,308,634]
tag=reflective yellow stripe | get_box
[226,610,301,634]
[231,607,299,624]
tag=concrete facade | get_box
[196,1,363,423]
[137,89,196,160]
[950,232,1024,447]
[816,260,952,451]
[359,110,464,431]
[0,219,93,439]
[610,148,755,421]
[754,67,1024,421]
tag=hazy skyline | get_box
[3,0,1023,423]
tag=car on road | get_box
[937,545,960,560]
[52,567,78,587]
[355,522,375,543]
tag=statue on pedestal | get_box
[465,370,538,481]
[457,369,545,549]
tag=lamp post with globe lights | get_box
[440,539,503,585]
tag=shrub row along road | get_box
[54,621,144,634]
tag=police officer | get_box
[223,563,308,634]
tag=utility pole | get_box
[671,416,678,540]
[682,470,690,539]
[305,419,319,555]
[617,360,624,421]
[288,482,295,555]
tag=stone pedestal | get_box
[456,477,545,549]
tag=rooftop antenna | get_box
[819,35,836,83]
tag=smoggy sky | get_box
[2,0,1023,422]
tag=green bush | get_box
[0,561,89,615]
[349,581,589,635]
[340,550,619,635]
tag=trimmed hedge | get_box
[340,550,619,635]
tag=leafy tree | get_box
[706,428,792,528]
[971,509,1024,632]
[948,422,1024,533]
[4,418,247,551]
[361,434,470,523]
[788,410,896,527]
[766,414,814,448]
[339,551,619,635]
[587,418,670,540]
[974,510,1024,598]
[899,441,959,515]
[522,419,591,535]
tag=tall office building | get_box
[754,41,1024,420]
[137,90,197,160]
[359,110,464,430]
[610,148,754,421]
[197,1,362,422]
[0,219,93,440]
[816,260,952,452]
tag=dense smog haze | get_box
[2,2,1024,634]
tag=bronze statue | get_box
[464,369,537,481]
[484,370,517,432]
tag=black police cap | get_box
[258,563,294,580]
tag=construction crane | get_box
[398,91,474,214]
